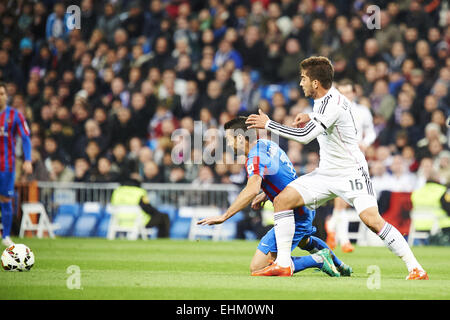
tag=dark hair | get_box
[0,81,6,91]
[224,116,249,131]
[337,78,355,91]
[224,116,256,141]
[300,56,334,89]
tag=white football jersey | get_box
[312,87,368,172]
[266,86,369,173]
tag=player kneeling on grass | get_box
[198,117,351,277]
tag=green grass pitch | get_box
[1,237,449,300]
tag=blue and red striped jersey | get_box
[246,139,297,202]
[0,105,31,173]
[246,139,312,219]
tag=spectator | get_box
[142,160,163,183]
[109,107,136,146]
[215,67,236,100]
[370,160,391,199]
[236,26,265,71]
[237,70,260,113]
[375,11,403,53]
[278,38,305,83]
[192,165,216,185]
[96,2,122,45]
[213,39,243,71]
[73,119,107,160]
[42,135,70,170]
[49,156,74,182]
[384,155,417,192]
[74,157,91,182]
[148,36,176,71]
[179,80,202,119]
[85,139,101,168]
[122,1,145,41]
[168,165,188,183]
[24,149,50,182]
[0,49,23,87]
[261,41,282,83]
[200,80,226,119]
[417,123,448,160]
[45,2,69,44]
[91,156,119,182]
[130,92,155,138]
[80,0,98,41]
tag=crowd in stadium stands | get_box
[0,0,449,197]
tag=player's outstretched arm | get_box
[197,175,262,226]
[265,118,325,144]
[246,109,325,144]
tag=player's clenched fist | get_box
[251,192,268,210]
[246,109,269,129]
[292,113,311,128]
[22,160,33,175]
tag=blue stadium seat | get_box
[220,221,237,240]
[259,84,284,101]
[227,211,244,222]
[158,204,178,222]
[73,202,103,237]
[95,214,111,238]
[281,83,293,100]
[169,217,192,239]
[56,203,80,217]
[73,215,99,237]
[80,202,103,217]
[244,230,257,240]
[102,204,113,217]
[53,203,81,236]
[53,214,77,236]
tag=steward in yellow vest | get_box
[411,181,450,231]
[110,179,170,238]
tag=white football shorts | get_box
[287,166,378,214]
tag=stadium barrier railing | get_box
[34,181,240,221]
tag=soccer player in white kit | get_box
[246,56,428,280]
[326,79,377,253]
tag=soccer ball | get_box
[1,244,35,271]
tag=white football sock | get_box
[274,210,295,268]
[326,212,337,233]
[336,209,350,245]
[378,222,423,272]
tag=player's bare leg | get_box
[359,206,428,280]
[252,187,304,276]
[250,249,277,273]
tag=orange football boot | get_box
[326,232,336,250]
[341,242,355,253]
[325,220,336,250]
[251,260,293,277]
[406,268,429,280]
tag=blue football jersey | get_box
[246,139,313,220]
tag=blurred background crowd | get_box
[0,0,449,197]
